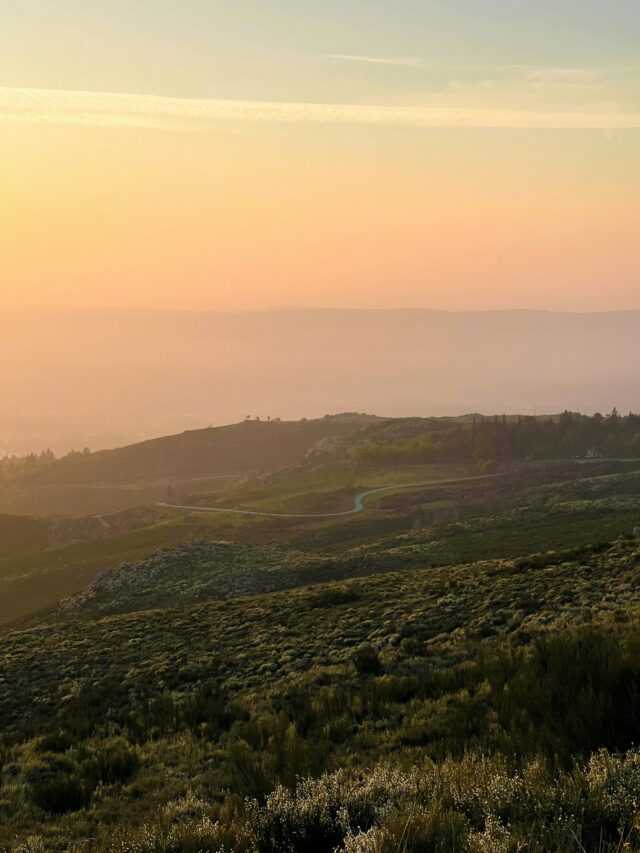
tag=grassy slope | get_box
[0,477,245,518]
[2,464,640,628]
[212,461,474,513]
[0,514,236,627]
[0,513,49,555]
[2,537,639,741]
[0,416,381,517]
[17,417,379,487]
[2,468,640,849]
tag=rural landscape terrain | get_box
[2,410,640,851]
[3,2,640,849]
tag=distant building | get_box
[586,447,601,459]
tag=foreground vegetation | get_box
[2,417,640,850]
[3,529,640,849]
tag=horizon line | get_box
[4,306,640,316]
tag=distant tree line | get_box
[356,410,640,468]
[0,447,89,485]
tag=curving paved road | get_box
[158,472,510,519]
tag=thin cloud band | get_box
[1,87,639,130]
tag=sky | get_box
[1,0,640,311]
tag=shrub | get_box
[380,806,470,853]
[34,732,74,754]
[26,755,89,814]
[96,738,140,785]
[247,767,416,853]
[353,645,382,676]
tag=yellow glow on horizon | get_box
[1,113,639,312]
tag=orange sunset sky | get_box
[1,1,639,312]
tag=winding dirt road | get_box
[158,472,509,519]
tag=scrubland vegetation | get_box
[3,534,640,848]
[2,415,640,850]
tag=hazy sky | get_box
[1,1,639,311]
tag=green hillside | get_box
[0,415,384,517]
[16,415,381,487]
[6,538,640,727]
[0,513,49,556]
[2,531,640,850]
[3,461,639,629]
[2,438,640,850]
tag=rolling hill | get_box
[17,415,380,486]
[0,414,381,516]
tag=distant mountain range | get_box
[1,307,639,455]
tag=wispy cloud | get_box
[1,87,639,130]
[523,67,607,86]
[323,56,639,85]
[322,54,429,69]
